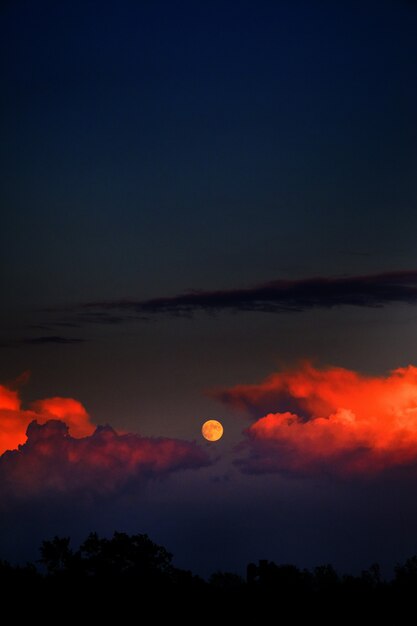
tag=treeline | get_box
[2,531,417,613]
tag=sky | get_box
[1,0,417,577]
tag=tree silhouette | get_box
[40,536,73,575]
[209,570,245,591]
[394,555,417,591]
[4,528,417,615]
[79,531,173,580]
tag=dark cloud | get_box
[24,336,85,345]
[9,271,417,343]
[0,419,211,497]
[27,322,82,330]
[77,270,417,319]
[0,336,85,347]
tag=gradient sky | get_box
[1,0,417,577]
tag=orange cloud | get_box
[31,398,93,438]
[0,384,94,455]
[216,363,417,475]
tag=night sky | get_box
[1,0,417,577]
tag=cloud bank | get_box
[215,363,417,476]
[0,383,210,496]
[0,420,209,495]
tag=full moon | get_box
[202,419,224,442]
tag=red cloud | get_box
[0,384,94,455]
[0,420,210,495]
[31,398,93,438]
[215,363,417,475]
[0,382,210,495]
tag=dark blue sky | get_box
[2,0,417,308]
[1,0,417,576]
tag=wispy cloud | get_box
[7,271,417,346]
[78,270,417,318]
[0,336,85,347]
[24,336,85,345]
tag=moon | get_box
[202,419,224,442]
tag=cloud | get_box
[0,420,210,496]
[7,271,417,345]
[215,363,417,476]
[30,398,94,438]
[0,335,85,347]
[23,336,85,345]
[0,382,210,496]
[0,384,95,454]
[76,270,417,319]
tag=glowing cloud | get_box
[31,398,93,438]
[215,363,417,475]
[0,381,210,495]
[0,384,94,455]
[0,420,210,495]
